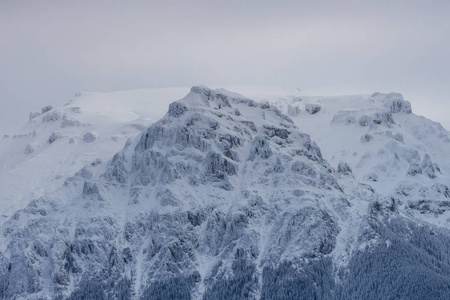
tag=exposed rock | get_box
[83,132,96,143]
[380,93,412,114]
[61,118,81,128]
[407,163,422,176]
[360,133,374,143]
[291,161,317,177]
[337,161,352,175]
[358,115,371,127]
[29,112,41,121]
[421,154,439,178]
[2,85,450,300]
[305,103,321,114]
[41,105,53,114]
[248,136,272,160]
[24,144,34,155]
[364,172,378,182]
[168,101,188,117]
[373,111,394,125]
[48,132,58,144]
[42,111,63,122]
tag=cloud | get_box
[1,0,450,132]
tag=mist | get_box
[1,0,449,134]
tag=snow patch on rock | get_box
[305,103,321,114]
[83,132,96,143]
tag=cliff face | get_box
[1,86,450,299]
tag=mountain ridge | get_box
[1,86,450,299]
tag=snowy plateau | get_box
[1,86,450,299]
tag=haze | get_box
[1,0,449,135]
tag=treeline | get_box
[260,258,334,300]
[336,218,450,300]
[57,277,131,300]
[140,273,199,300]
[30,217,450,300]
[203,249,257,300]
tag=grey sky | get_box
[1,0,450,134]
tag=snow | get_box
[0,87,189,224]
[2,85,450,226]
[1,85,450,299]
[2,85,449,219]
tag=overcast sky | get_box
[1,0,450,135]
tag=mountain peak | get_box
[1,86,450,299]
[371,92,412,113]
[189,84,211,94]
[128,85,323,195]
[180,85,234,111]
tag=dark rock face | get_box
[168,101,188,117]
[337,161,352,176]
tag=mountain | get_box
[1,86,450,299]
[0,88,188,224]
[268,91,450,226]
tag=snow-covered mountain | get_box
[1,86,450,299]
[268,92,450,226]
[0,88,188,224]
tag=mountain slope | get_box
[0,88,189,224]
[1,86,450,299]
[267,92,450,227]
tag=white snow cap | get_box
[371,92,412,114]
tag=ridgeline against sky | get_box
[1,0,449,134]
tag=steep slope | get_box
[267,92,450,227]
[0,86,371,299]
[0,88,189,224]
[2,86,450,300]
